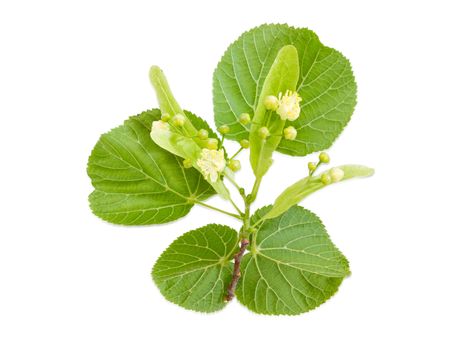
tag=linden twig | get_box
[193,200,241,220]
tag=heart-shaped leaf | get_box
[213,24,357,156]
[152,224,238,312]
[87,109,215,225]
[236,206,350,315]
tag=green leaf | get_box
[236,206,349,315]
[152,224,239,312]
[249,45,299,179]
[87,109,215,225]
[213,23,357,156]
[264,165,374,220]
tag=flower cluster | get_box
[260,90,302,140]
[265,90,302,121]
[196,148,226,182]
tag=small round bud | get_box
[307,162,317,172]
[206,138,218,150]
[198,129,209,140]
[183,159,192,168]
[319,152,330,163]
[264,95,279,111]
[228,159,241,172]
[329,167,344,182]
[218,125,230,135]
[172,114,186,127]
[321,173,332,185]
[258,126,270,139]
[240,139,250,149]
[161,113,171,122]
[239,113,251,125]
[283,126,297,140]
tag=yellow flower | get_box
[196,149,226,182]
[276,90,302,121]
[152,120,170,131]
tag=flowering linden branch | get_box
[147,60,371,305]
[86,26,374,315]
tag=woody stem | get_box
[225,193,252,301]
[225,237,249,301]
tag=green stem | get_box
[309,160,322,176]
[241,201,251,238]
[250,216,264,230]
[264,110,273,128]
[229,147,244,161]
[228,197,244,216]
[194,200,242,220]
[219,134,225,148]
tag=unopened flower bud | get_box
[319,152,330,163]
[228,159,241,172]
[264,95,279,111]
[161,113,171,122]
[307,162,317,172]
[218,125,230,135]
[258,126,270,139]
[329,167,344,182]
[239,113,251,125]
[172,114,186,127]
[240,139,250,149]
[198,129,209,140]
[206,138,219,150]
[283,126,297,140]
[183,159,193,168]
[321,173,332,185]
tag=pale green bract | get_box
[264,165,375,220]
[150,122,201,161]
[152,224,238,312]
[149,66,230,198]
[150,123,230,199]
[87,109,215,225]
[213,23,357,156]
[149,66,199,138]
[236,206,350,315]
[249,45,299,180]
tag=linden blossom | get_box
[152,120,170,130]
[196,148,226,182]
[276,90,302,121]
[264,90,302,121]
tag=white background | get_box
[1,0,464,349]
